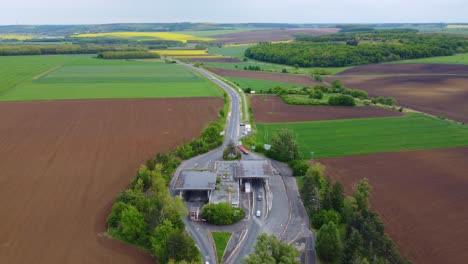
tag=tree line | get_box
[0,44,146,56]
[245,30,468,67]
[247,128,410,263]
[300,163,411,264]
[107,120,225,264]
[97,51,160,59]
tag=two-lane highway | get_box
[173,62,243,263]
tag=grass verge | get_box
[212,232,232,263]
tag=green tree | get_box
[331,181,345,213]
[242,233,299,264]
[118,204,147,244]
[311,209,341,229]
[167,232,200,262]
[354,178,372,211]
[266,129,300,162]
[316,222,342,262]
[290,160,310,176]
[151,219,178,263]
[342,228,364,264]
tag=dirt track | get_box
[207,68,321,87]
[320,147,468,264]
[327,75,468,123]
[251,95,402,122]
[213,28,340,44]
[0,98,223,264]
[336,63,468,76]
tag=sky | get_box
[1,0,467,25]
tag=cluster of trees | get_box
[108,165,199,264]
[299,163,411,264]
[0,44,145,56]
[202,202,245,225]
[254,80,397,108]
[107,120,225,263]
[241,233,300,264]
[243,65,262,71]
[97,51,160,59]
[265,129,300,162]
[245,30,468,67]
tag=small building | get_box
[234,160,273,185]
[173,170,217,202]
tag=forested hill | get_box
[245,30,468,67]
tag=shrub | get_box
[290,160,311,176]
[311,209,341,229]
[328,94,356,106]
[309,89,324,99]
[202,203,245,225]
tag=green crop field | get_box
[0,55,222,101]
[256,114,468,158]
[208,45,253,58]
[227,77,301,92]
[395,53,468,65]
[212,232,232,262]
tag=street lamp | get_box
[310,151,314,164]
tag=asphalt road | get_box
[174,62,315,264]
[174,62,242,264]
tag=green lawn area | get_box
[256,113,468,158]
[212,232,232,263]
[0,55,222,101]
[395,53,468,65]
[227,77,301,92]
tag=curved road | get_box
[174,62,315,264]
[173,62,242,264]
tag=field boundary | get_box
[32,65,62,80]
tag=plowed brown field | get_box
[320,147,468,264]
[336,63,468,76]
[251,95,402,122]
[0,98,223,264]
[207,68,321,87]
[213,28,340,44]
[326,75,468,123]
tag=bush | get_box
[328,94,356,106]
[311,209,341,229]
[202,203,245,225]
[372,97,397,106]
[309,89,324,99]
[290,160,310,176]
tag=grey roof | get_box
[173,170,217,190]
[235,160,273,179]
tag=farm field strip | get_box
[0,97,223,264]
[207,67,322,87]
[394,53,468,65]
[256,113,468,158]
[0,55,223,101]
[320,146,468,264]
[250,95,403,123]
[73,31,213,42]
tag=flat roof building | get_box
[173,170,217,202]
[234,160,273,180]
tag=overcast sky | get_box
[1,0,467,25]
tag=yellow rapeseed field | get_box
[0,34,36,40]
[447,25,468,29]
[73,32,213,43]
[151,49,208,56]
